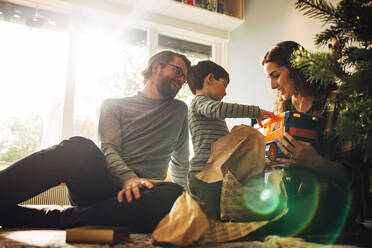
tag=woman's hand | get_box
[276,132,322,167]
[277,132,348,181]
[256,109,276,127]
[117,177,163,203]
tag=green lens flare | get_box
[260,189,272,201]
[270,182,351,246]
[318,191,352,245]
[242,178,280,215]
[245,170,352,246]
[289,182,319,236]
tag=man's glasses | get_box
[161,63,186,83]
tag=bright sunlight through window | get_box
[73,28,147,142]
[0,1,213,164]
[0,20,68,163]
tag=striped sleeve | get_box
[194,95,260,120]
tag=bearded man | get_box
[99,50,190,203]
[0,50,191,232]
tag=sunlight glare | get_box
[0,21,68,121]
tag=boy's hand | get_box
[256,109,275,127]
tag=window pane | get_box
[158,34,212,104]
[0,20,69,163]
[159,34,212,64]
[73,26,147,143]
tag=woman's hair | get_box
[141,50,191,84]
[187,60,229,95]
[262,41,336,113]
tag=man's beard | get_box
[156,76,178,100]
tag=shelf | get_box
[4,0,245,39]
[107,0,245,32]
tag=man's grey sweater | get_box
[98,93,189,189]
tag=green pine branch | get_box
[344,47,372,64]
[334,95,372,162]
[343,47,372,95]
[294,0,372,162]
[296,0,372,46]
[314,26,347,46]
[295,0,341,24]
[291,48,347,88]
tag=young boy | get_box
[187,60,274,219]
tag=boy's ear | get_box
[205,73,215,85]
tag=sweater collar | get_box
[137,91,171,105]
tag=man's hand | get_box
[256,109,275,127]
[117,177,163,203]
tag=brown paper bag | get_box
[152,191,209,246]
[197,125,265,183]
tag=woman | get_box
[250,41,362,240]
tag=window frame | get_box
[1,0,229,141]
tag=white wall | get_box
[226,0,324,128]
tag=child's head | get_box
[187,60,230,95]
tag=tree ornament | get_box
[328,37,343,59]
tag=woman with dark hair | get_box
[262,41,337,114]
[250,41,363,241]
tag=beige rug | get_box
[0,228,359,248]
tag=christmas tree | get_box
[292,0,372,163]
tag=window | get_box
[0,0,220,163]
[0,10,69,162]
[73,22,147,142]
[158,34,212,104]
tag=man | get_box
[0,50,191,232]
[99,50,190,203]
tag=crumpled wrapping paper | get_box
[220,170,288,222]
[152,125,288,246]
[152,190,269,246]
[200,218,269,244]
[197,125,266,183]
[151,191,209,246]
